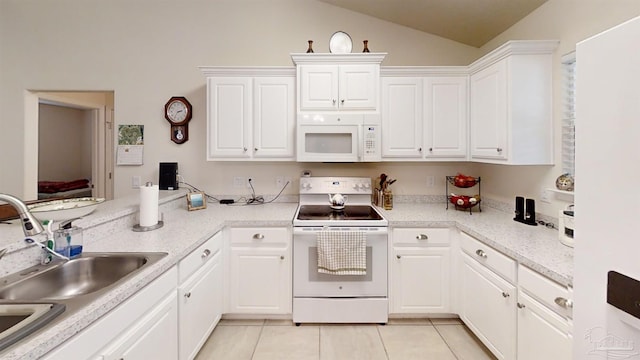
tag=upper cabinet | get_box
[380,69,468,161]
[291,53,386,113]
[200,67,296,161]
[469,40,558,165]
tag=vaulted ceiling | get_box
[317,0,549,47]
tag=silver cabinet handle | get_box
[184,292,192,298]
[396,255,401,259]
[554,297,574,309]
[416,234,428,240]
[253,233,265,240]
[201,249,211,259]
[475,249,488,258]
[502,292,510,298]
[517,302,525,309]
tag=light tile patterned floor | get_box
[195,318,497,360]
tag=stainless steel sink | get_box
[0,252,167,301]
[0,252,167,352]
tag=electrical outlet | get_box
[233,176,245,188]
[132,176,141,188]
[426,176,435,187]
[540,189,552,204]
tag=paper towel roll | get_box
[139,184,159,227]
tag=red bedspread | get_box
[38,179,90,194]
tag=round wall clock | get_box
[164,96,192,144]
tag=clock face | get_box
[167,100,188,123]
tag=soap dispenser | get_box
[54,219,83,258]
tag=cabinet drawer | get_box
[229,227,289,246]
[518,265,572,318]
[179,231,222,283]
[393,228,450,246]
[460,232,516,283]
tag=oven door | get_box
[297,124,360,162]
[293,227,387,297]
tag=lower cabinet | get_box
[227,227,291,314]
[390,228,451,314]
[178,231,224,360]
[461,253,516,360]
[43,267,179,360]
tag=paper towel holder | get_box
[133,182,164,232]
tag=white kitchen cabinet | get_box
[44,267,179,360]
[468,40,558,164]
[461,253,516,360]
[424,76,468,160]
[178,232,223,360]
[291,53,386,113]
[381,77,424,158]
[100,292,179,360]
[390,228,451,313]
[201,68,295,161]
[516,265,572,360]
[227,227,291,314]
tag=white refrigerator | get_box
[574,14,640,359]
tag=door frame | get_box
[24,91,114,200]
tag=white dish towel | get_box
[317,230,366,275]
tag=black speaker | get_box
[514,196,525,222]
[159,162,178,190]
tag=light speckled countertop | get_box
[0,194,572,359]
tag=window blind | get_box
[561,52,576,176]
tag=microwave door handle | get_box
[357,125,362,161]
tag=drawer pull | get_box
[554,297,573,309]
[396,255,401,259]
[184,292,192,298]
[280,256,285,260]
[501,291,510,298]
[416,234,429,240]
[517,302,525,309]
[475,249,488,258]
[201,249,211,259]
[253,233,265,240]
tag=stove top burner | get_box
[296,205,383,221]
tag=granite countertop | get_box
[0,195,573,359]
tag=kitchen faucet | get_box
[0,193,44,236]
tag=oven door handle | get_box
[293,227,388,235]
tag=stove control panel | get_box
[299,177,372,195]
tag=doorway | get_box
[24,91,114,201]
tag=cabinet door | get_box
[391,247,450,313]
[424,77,467,159]
[228,247,291,314]
[253,76,295,158]
[178,251,223,360]
[381,77,424,158]
[517,291,572,360]
[102,292,179,360]
[339,64,378,110]
[469,60,508,160]
[207,77,252,159]
[299,65,339,110]
[461,254,516,360]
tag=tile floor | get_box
[195,318,497,360]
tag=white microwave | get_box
[296,114,381,162]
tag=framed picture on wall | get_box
[186,192,206,211]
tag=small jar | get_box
[54,226,83,258]
[383,189,393,210]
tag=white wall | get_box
[3,0,640,218]
[38,104,92,182]
[0,0,480,201]
[475,0,640,216]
